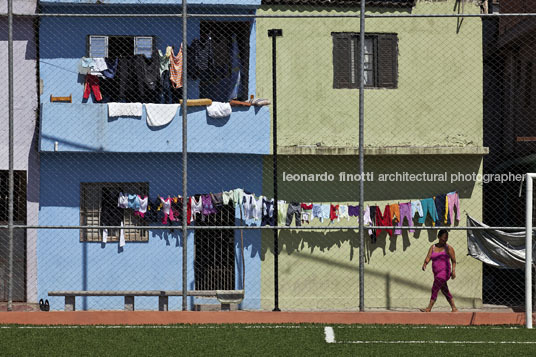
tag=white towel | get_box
[145,104,180,127]
[119,221,125,247]
[206,101,232,118]
[108,102,143,117]
[90,57,108,77]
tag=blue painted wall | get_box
[38,152,263,310]
[39,103,270,154]
[39,6,258,103]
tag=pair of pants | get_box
[418,198,438,225]
[389,203,400,224]
[286,202,301,226]
[434,194,448,226]
[261,198,275,226]
[447,192,460,224]
[83,74,102,102]
[395,202,414,235]
[376,205,393,237]
[160,70,173,104]
[430,275,453,301]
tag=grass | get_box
[0,324,535,356]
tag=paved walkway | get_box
[0,311,530,326]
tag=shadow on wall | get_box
[286,249,478,308]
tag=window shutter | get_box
[333,34,352,89]
[134,36,153,58]
[80,184,101,242]
[377,34,398,88]
[89,36,108,58]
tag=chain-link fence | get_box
[1,0,535,319]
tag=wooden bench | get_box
[48,290,244,311]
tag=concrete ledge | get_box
[0,311,530,326]
[277,146,490,156]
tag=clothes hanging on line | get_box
[145,103,180,127]
[170,44,184,89]
[108,102,143,117]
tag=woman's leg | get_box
[422,276,443,312]
[440,281,458,312]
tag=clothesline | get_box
[105,98,269,128]
[116,189,462,244]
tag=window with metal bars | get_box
[79,182,149,242]
[332,32,398,89]
[194,203,235,291]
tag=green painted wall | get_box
[256,1,483,148]
[256,0,484,310]
[260,155,483,310]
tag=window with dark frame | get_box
[80,182,149,242]
[332,32,398,89]
[88,35,154,58]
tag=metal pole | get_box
[181,0,188,312]
[526,174,533,328]
[7,0,14,312]
[358,0,366,312]
[268,28,282,312]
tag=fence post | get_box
[526,174,533,328]
[7,0,15,312]
[268,28,282,312]
[358,0,366,313]
[181,0,189,312]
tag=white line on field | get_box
[337,340,536,345]
[324,326,336,344]
[0,325,310,329]
[0,325,525,330]
[335,326,522,330]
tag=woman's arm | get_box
[422,245,433,271]
[449,245,457,279]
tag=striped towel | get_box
[170,44,183,89]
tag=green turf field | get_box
[1,325,535,356]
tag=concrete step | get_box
[0,302,40,312]
[193,303,238,311]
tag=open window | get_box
[195,21,251,101]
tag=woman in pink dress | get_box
[421,229,458,312]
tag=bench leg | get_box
[158,296,168,311]
[124,296,134,311]
[65,296,75,311]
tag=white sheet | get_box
[145,104,180,127]
[108,102,143,117]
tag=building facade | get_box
[0,0,39,305]
[256,0,486,310]
[37,0,268,310]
